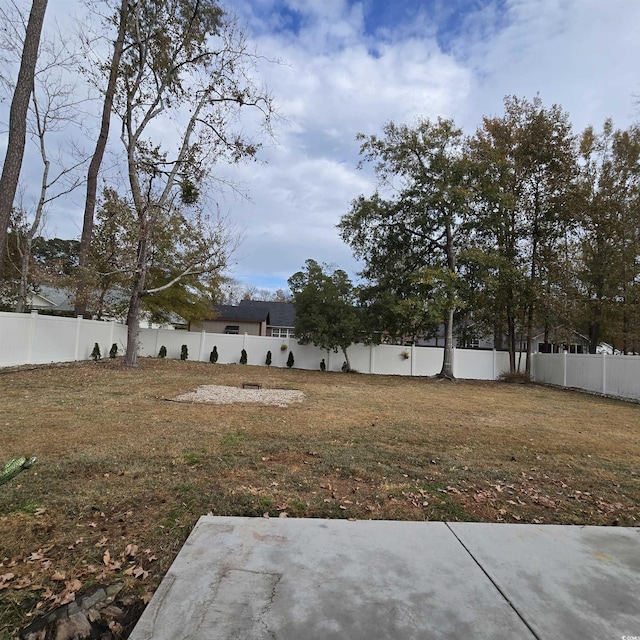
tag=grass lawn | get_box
[1,359,639,636]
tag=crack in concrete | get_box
[445,523,541,640]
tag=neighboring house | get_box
[27,286,75,313]
[413,322,590,353]
[191,300,296,337]
[25,286,182,329]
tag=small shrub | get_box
[180,345,188,361]
[320,358,326,371]
[286,351,294,368]
[158,345,167,358]
[280,343,287,351]
[240,348,248,365]
[90,343,101,361]
[109,343,118,359]
[210,346,218,363]
[400,350,410,360]
[498,370,530,384]
[265,350,272,366]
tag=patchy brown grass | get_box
[1,359,639,637]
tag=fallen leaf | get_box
[103,550,111,566]
[65,579,82,592]
[124,544,138,558]
[51,571,66,581]
[95,536,109,548]
[132,566,149,579]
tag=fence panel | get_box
[604,356,640,401]
[0,312,32,366]
[454,349,497,380]
[565,354,603,394]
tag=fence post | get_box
[74,315,83,361]
[411,343,416,376]
[492,349,497,380]
[563,350,567,387]
[602,352,607,395]
[199,330,206,362]
[27,311,38,364]
[369,344,375,375]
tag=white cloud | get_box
[2,0,639,294]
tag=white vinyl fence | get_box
[1,312,639,401]
[0,311,509,379]
[531,352,640,402]
[0,311,128,367]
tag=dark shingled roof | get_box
[238,300,296,327]
[212,301,296,327]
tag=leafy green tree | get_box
[575,121,640,353]
[466,96,577,374]
[340,118,469,378]
[288,259,362,372]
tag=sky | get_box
[2,0,640,293]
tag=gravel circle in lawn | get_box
[173,385,305,407]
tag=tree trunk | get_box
[438,307,455,379]
[123,236,149,366]
[588,301,601,354]
[15,236,33,313]
[0,0,48,276]
[75,0,128,317]
[341,346,351,372]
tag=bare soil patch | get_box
[0,359,638,637]
[172,384,304,406]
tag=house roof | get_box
[212,301,296,327]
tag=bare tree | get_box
[0,1,85,310]
[112,0,275,365]
[74,0,129,317]
[0,0,48,276]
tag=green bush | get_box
[109,343,118,359]
[158,345,167,358]
[265,350,272,366]
[287,351,294,368]
[180,345,188,361]
[210,346,218,363]
[240,348,248,365]
[90,343,101,361]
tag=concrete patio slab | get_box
[129,517,640,640]
[129,517,535,639]
[449,522,640,640]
